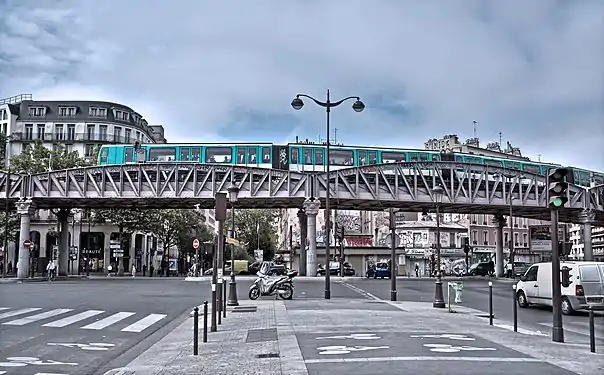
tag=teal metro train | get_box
[97,142,603,188]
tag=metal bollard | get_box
[447,283,452,313]
[223,280,227,318]
[512,284,518,332]
[488,281,493,325]
[193,307,199,355]
[589,307,596,353]
[203,301,208,343]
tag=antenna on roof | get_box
[472,120,478,139]
[499,132,502,150]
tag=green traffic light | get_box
[552,197,564,207]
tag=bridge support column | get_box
[493,214,505,277]
[303,198,320,277]
[579,209,596,261]
[16,198,33,279]
[297,209,308,276]
[56,209,70,277]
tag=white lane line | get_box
[81,312,135,330]
[0,308,9,311]
[0,308,42,320]
[2,309,73,326]
[42,310,105,328]
[305,356,543,364]
[120,314,166,332]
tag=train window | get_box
[248,148,257,163]
[382,152,406,163]
[485,159,503,167]
[593,173,604,185]
[432,154,440,161]
[100,148,108,163]
[409,153,419,161]
[368,151,377,164]
[504,161,521,170]
[329,149,354,166]
[303,148,313,165]
[455,155,463,162]
[315,149,324,165]
[261,147,271,163]
[191,147,201,162]
[237,147,246,164]
[291,148,299,164]
[419,153,429,161]
[125,147,133,163]
[465,156,482,164]
[206,147,232,163]
[522,164,541,174]
[149,147,176,161]
[181,148,190,161]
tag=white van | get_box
[516,261,604,315]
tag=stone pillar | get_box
[303,198,320,277]
[579,209,596,261]
[16,198,33,279]
[493,214,505,277]
[297,209,308,276]
[56,209,70,277]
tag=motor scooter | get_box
[249,270,297,300]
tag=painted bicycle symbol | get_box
[423,344,497,353]
[316,333,381,341]
[48,342,116,351]
[410,334,475,341]
[0,356,78,367]
[317,345,390,355]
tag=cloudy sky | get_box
[1,0,603,171]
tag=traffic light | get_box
[462,237,470,254]
[560,266,572,288]
[548,168,569,209]
[558,241,572,257]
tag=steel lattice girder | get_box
[0,162,602,223]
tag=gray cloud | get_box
[0,0,602,170]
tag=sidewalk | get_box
[102,298,603,375]
[0,275,88,283]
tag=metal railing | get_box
[0,94,32,105]
[9,132,141,144]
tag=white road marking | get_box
[2,309,72,326]
[35,373,70,375]
[81,312,135,330]
[42,310,105,328]
[305,356,543,364]
[121,314,166,332]
[0,308,9,311]
[0,308,42,320]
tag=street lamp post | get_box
[227,183,239,306]
[86,210,91,277]
[389,208,403,301]
[291,90,365,300]
[2,135,14,278]
[432,185,446,308]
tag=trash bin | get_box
[452,281,463,303]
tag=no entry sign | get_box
[193,239,200,249]
[23,240,32,248]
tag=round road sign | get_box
[192,239,200,249]
[23,240,32,248]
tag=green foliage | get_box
[0,211,19,245]
[8,141,93,174]
[146,209,203,250]
[92,208,157,233]
[177,220,214,255]
[230,209,279,260]
[225,245,254,263]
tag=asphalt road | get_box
[0,275,362,375]
[342,277,604,345]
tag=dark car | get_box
[366,262,391,279]
[317,262,356,276]
[467,262,491,276]
[258,261,288,276]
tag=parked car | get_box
[467,262,491,276]
[516,261,604,315]
[366,262,391,279]
[317,262,356,276]
[506,261,531,278]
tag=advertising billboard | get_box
[528,225,566,252]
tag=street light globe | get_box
[352,100,365,112]
[432,185,445,204]
[291,97,304,110]
[227,183,240,203]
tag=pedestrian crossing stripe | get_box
[0,307,167,333]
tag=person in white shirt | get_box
[46,260,56,278]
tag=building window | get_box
[99,125,108,141]
[2,109,7,120]
[124,129,131,143]
[54,124,64,140]
[112,109,129,121]
[58,107,76,117]
[514,232,519,245]
[86,125,95,140]
[114,127,122,142]
[84,144,95,157]
[65,144,74,153]
[504,232,509,245]
[28,107,46,117]
[36,124,45,140]
[25,124,33,140]
[89,107,107,117]
[67,124,75,141]
[483,231,488,244]
[472,230,477,243]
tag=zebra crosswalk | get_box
[0,307,167,334]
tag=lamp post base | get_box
[390,290,397,301]
[227,277,239,306]
[433,280,446,308]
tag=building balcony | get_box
[9,132,141,144]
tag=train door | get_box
[236,147,247,165]
[260,146,272,166]
[180,147,190,162]
[290,146,302,172]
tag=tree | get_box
[146,209,202,251]
[230,209,279,260]
[92,208,157,234]
[0,211,19,246]
[8,141,93,174]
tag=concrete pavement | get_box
[100,285,603,375]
